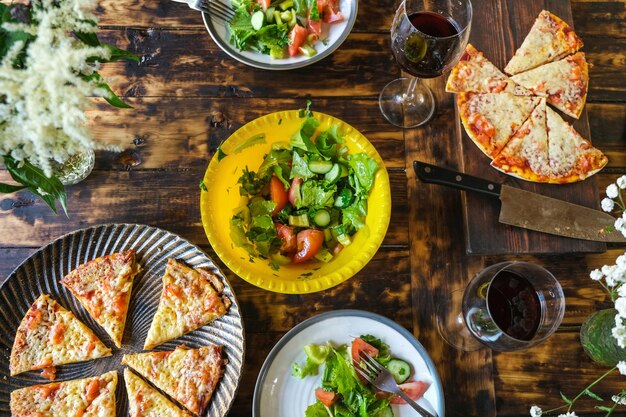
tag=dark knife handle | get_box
[413,161,501,198]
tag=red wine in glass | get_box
[392,11,463,78]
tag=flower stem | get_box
[566,366,617,412]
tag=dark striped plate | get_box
[0,223,244,417]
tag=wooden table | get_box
[1,0,625,415]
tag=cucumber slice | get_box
[312,209,331,227]
[280,10,292,22]
[270,45,286,59]
[324,163,341,183]
[373,406,394,417]
[334,188,353,208]
[299,44,317,57]
[265,6,275,23]
[251,10,265,30]
[313,247,333,262]
[288,214,309,227]
[335,233,351,247]
[387,359,411,384]
[274,10,283,24]
[278,0,294,10]
[308,160,333,174]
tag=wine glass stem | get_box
[403,76,420,101]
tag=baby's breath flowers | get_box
[0,0,137,213]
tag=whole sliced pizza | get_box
[10,370,117,417]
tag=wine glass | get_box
[436,262,566,352]
[379,0,472,128]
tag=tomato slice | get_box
[293,229,324,263]
[270,175,288,216]
[322,6,343,23]
[257,0,271,11]
[288,177,302,207]
[288,25,308,57]
[315,388,338,407]
[351,338,379,362]
[276,224,296,254]
[307,15,322,37]
[388,381,430,404]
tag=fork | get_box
[172,0,235,22]
[354,351,437,417]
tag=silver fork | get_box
[354,351,437,417]
[172,0,235,22]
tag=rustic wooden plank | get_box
[493,331,626,415]
[407,76,496,415]
[585,36,626,102]
[459,0,604,255]
[572,0,626,38]
[0,169,408,247]
[86,98,405,170]
[96,29,398,99]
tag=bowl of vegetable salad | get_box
[200,108,391,293]
[202,0,357,70]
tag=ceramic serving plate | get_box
[202,0,358,70]
[253,310,445,417]
[0,224,244,417]
[200,110,391,294]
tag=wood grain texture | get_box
[459,0,604,255]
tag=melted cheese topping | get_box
[10,371,117,417]
[511,52,588,119]
[124,368,192,417]
[446,44,530,95]
[61,250,140,347]
[492,99,551,180]
[459,93,540,157]
[122,345,224,416]
[10,294,111,376]
[144,259,230,349]
[505,10,583,75]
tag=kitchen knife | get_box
[413,160,626,243]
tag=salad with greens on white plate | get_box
[292,335,430,417]
[229,108,379,269]
[227,0,343,59]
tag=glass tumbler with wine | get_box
[437,262,566,351]
[380,0,472,128]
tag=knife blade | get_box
[413,161,626,243]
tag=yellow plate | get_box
[200,110,391,294]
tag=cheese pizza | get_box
[144,259,231,350]
[457,92,540,158]
[124,368,193,417]
[10,370,117,417]
[511,52,588,119]
[446,44,530,95]
[122,345,224,416]
[504,10,583,75]
[10,294,111,376]
[61,249,141,348]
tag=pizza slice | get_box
[61,249,141,348]
[144,259,231,350]
[546,106,608,183]
[122,345,224,416]
[491,99,551,182]
[10,294,111,376]
[10,370,117,417]
[457,92,541,158]
[124,368,193,417]
[446,44,530,95]
[504,10,583,75]
[511,52,588,119]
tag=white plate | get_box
[253,310,445,417]
[203,0,358,70]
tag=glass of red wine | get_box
[436,262,565,351]
[380,0,472,128]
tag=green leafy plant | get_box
[0,1,139,215]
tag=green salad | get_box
[292,335,429,417]
[230,111,379,269]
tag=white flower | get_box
[590,269,604,281]
[607,184,619,199]
[530,406,542,417]
[618,176,626,189]
[613,323,626,349]
[616,298,626,317]
[618,361,626,375]
[602,198,615,212]
[619,286,626,297]
[558,412,577,417]
[613,394,626,405]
